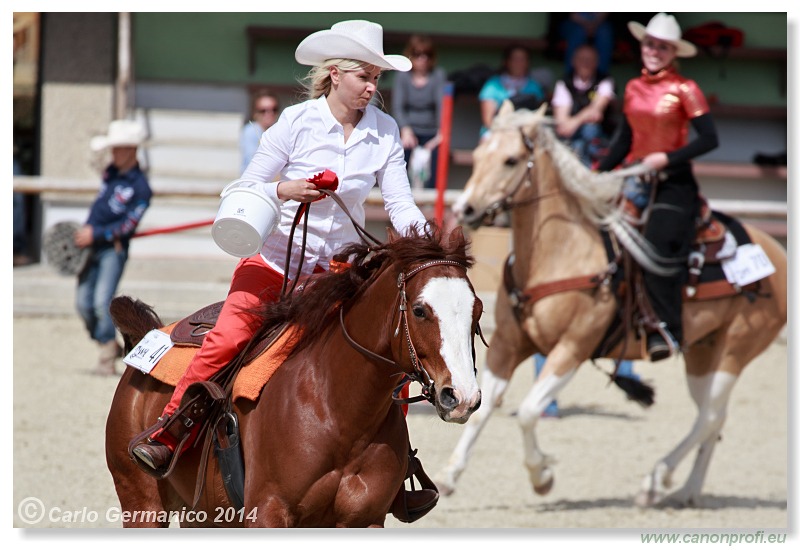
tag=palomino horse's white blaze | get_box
[636,371,738,507]
[421,277,481,419]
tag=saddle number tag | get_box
[721,243,775,287]
[123,329,174,374]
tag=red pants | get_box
[160,255,285,425]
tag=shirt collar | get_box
[315,95,378,140]
[640,65,677,83]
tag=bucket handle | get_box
[219,179,262,198]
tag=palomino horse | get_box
[443,101,787,507]
[105,226,483,527]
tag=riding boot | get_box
[131,413,198,476]
[642,269,684,362]
[92,340,120,376]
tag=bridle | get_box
[280,187,486,407]
[339,258,487,406]
[479,129,560,225]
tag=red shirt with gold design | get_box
[623,67,710,163]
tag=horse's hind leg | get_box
[635,344,738,508]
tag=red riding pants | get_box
[154,255,286,448]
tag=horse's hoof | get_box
[666,488,701,508]
[435,478,455,497]
[634,489,664,508]
[534,476,554,495]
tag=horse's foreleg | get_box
[636,370,737,507]
[516,364,577,495]
[435,366,509,495]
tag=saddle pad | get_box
[147,322,301,401]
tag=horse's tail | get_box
[109,296,163,353]
[611,373,655,408]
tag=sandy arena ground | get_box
[11,259,791,538]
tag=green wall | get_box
[133,12,787,107]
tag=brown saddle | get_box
[170,301,274,364]
[502,188,759,365]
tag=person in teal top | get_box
[478,44,545,137]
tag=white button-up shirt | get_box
[240,95,427,277]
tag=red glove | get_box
[307,169,339,202]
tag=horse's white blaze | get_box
[420,277,479,402]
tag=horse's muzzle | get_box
[456,206,487,231]
[437,386,481,424]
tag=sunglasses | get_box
[411,51,431,58]
[256,107,278,114]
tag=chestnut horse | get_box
[442,102,786,507]
[105,226,483,527]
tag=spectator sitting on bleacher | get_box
[240,89,281,173]
[478,44,547,139]
[551,44,617,168]
[392,34,446,189]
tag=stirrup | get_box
[390,451,439,523]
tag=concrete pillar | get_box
[39,13,117,180]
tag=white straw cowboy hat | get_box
[295,20,411,72]
[628,12,698,58]
[90,120,146,152]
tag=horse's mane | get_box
[493,106,677,275]
[251,222,474,356]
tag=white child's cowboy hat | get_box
[295,20,411,72]
[628,13,697,58]
[90,119,146,152]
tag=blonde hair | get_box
[300,58,385,108]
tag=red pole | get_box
[132,218,215,238]
[434,82,454,226]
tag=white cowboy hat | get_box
[628,12,697,58]
[90,119,146,152]
[295,20,411,72]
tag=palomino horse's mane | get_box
[252,223,474,355]
[491,107,675,275]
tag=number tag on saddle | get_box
[123,329,174,374]
[721,243,776,287]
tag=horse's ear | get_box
[497,99,515,118]
[535,102,548,118]
[448,225,465,248]
[387,227,401,242]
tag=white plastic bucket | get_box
[211,180,280,257]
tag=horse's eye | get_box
[412,305,426,318]
[504,157,519,167]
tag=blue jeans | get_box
[76,246,128,344]
[623,176,653,210]
[569,123,605,168]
